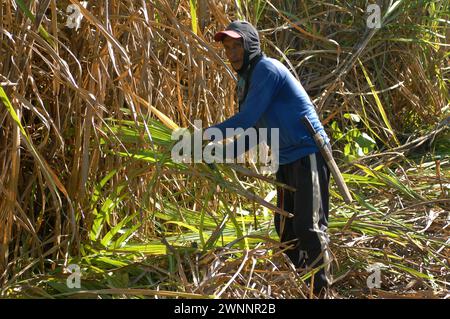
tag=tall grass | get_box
[0,0,448,298]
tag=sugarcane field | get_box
[0,0,449,302]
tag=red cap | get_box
[214,30,242,42]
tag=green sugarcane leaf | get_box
[189,0,198,35]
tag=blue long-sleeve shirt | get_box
[209,56,329,165]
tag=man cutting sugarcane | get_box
[205,21,347,295]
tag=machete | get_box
[302,116,353,204]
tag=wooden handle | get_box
[302,116,353,204]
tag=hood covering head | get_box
[214,21,263,75]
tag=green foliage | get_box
[189,0,198,34]
[330,114,377,161]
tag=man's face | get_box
[223,36,244,71]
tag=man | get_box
[208,21,332,294]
